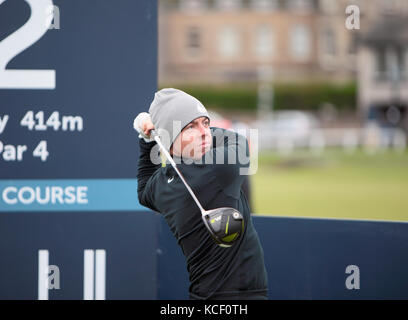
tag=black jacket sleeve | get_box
[137,138,161,212]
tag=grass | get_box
[251,148,408,222]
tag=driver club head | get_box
[202,207,244,248]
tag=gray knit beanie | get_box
[148,88,210,151]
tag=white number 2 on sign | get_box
[0,0,56,89]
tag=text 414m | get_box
[0,111,83,162]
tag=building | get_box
[158,0,364,84]
[356,15,408,131]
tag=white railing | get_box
[255,126,407,154]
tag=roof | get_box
[359,15,408,46]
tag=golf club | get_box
[148,129,245,248]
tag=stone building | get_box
[158,0,364,84]
[356,15,408,130]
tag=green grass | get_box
[251,148,408,222]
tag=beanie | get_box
[148,88,210,151]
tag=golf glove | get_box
[133,112,155,143]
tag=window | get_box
[218,26,241,58]
[179,0,207,11]
[186,27,201,58]
[348,38,357,56]
[395,46,406,81]
[376,46,407,82]
[254,24,274,59]
[290,25,311,61]
[319,0,339,14]
[322,28,336,57]
[398,47,406,70]
[287,0,314,12]
[250,0,280,11]
[214,0,243,10]
[380,0,403,15]
[404,47,408,76]
[375,47,387,81]
[187,27,200,49]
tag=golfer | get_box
[135,88,268,300]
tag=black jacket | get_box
[137,127,268,299]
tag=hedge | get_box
[159,82,357,111]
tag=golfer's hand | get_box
[141,117,155,138]
[133,112,155,142]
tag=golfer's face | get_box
[173,117,212,159]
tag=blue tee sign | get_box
[0,0,158,299]
[0,0,157,205]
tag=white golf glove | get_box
[133,112,155,143]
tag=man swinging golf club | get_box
[134,88,268,300]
